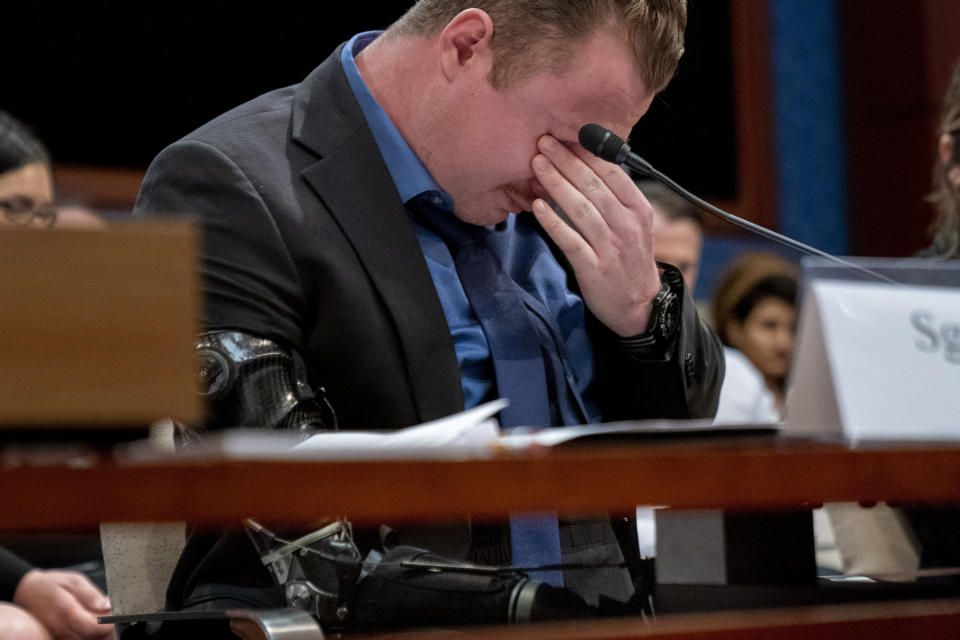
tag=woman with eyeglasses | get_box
[0,112,58,228]
[0,111,113,639]
[0,112,105,231]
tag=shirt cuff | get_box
[615,263,685,360]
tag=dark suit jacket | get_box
[0,547,32,602]
[135,43,723,611]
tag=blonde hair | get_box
[394,0,686,92]
[926,58,960,258]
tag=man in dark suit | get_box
[135,0,722,621]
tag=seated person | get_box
[919,56,960,259]
[0,112,57,229]
[0,111,113,639]
[134,0,723,630]
[710,252,797,422]
[636,177,709,558]
[809,61,960,578]
[904,56,960,572]
[637,178,704,291]
[1,549,112,640]
[0,111,106,231]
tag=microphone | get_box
[578,124,899,285]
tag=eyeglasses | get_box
[0,195,58,228]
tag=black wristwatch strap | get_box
[618,267,680,357]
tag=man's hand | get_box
[530,134,661,337]
[13,569,114,640]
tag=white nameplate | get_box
[786,279,960,442]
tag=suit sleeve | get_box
[134,139,307,351]
[0,547,33,602]
[134,139,339,434]
[590,264,724,420]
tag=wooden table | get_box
[2,434,959,530]
[5,433,960,638]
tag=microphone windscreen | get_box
[578,124,626,163]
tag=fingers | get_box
[18,570,113,640]
[529,133,661,336]
[531,197,596,265]
[569,142,648,211]
[57,573,113,640]
[532,135,650,242]
[45,595,113,640]
[531,136,615,242]
[59,572,110,613]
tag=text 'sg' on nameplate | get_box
[786,280,960,442]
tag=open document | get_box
[289,399,506,459]
[116,400,778,463]
[497,418,779,450]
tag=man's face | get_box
[435,30,653,226]
[652,208,702,290]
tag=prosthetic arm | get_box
[194,331,337,434]
[195,332,595,630]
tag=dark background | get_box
[4,1,737,198]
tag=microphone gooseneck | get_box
[578,124,899,285]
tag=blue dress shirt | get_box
[341,31,598,424]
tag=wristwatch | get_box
[620,269,680,356]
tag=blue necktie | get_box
[412,201,564,586]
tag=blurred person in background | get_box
[0,111,113,639]
[816,61,960,581]
[0,111,57,229]
[900,56,960,576]
[638,178,703,291]
[637,176,796,423]
[919,57,960,259]
[0,111,105,231]
[710,252,797,422]
[708,253,850,572]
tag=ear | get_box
[939,132,954,164]
[437,9,494,82]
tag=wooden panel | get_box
[840,0,960,256]
[632,1,777,237]
[3,438,960,530]
[0,223,202,426]
[53,165,145,212]
[922,3,960,113]
[718,1,777,232]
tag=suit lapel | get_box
[294,47,464,423]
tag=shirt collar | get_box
[341,31,453,210]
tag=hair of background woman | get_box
[710,251,798,346]
[925,59,960,259]
[0,112,50,175]
[730,275,797,326]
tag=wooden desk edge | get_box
[348,597,960,639]
[3,440,960,530]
